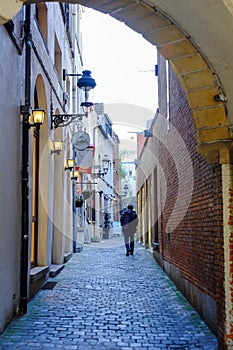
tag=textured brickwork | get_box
[137,54,225,347]
[163,67,224,298]
[162,68,225,326]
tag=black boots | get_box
[130,241,134,255]
[125,243,130,256]
[125,242,134,256]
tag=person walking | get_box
[120,205,138,256]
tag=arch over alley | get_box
[3,0,233,163]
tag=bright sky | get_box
[81,7,158,139]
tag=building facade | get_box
[136,53,225,346]
[0,2,84,332]
[121,159,137,210]
[82,103,120,242]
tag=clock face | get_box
[72,131,90,151]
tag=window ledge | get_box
[64,252,72,263]
[30,266,49,283]
[152,242,160,250]
[49,264,65,278]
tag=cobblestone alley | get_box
[0,236,218,350]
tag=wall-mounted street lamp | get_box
[64,159,75,171]
[91,169,106,179]
[51,141,63,155]
[71,170,79,180]
[93,190,103,197]
[30,108,45,127]
[101,155,110,175]
[91,159,110,178]
[51,70,96,129]
[21,107,45,129]
[102,159,110,174]
[77,69,96,106]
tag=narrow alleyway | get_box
[0,236,218,350]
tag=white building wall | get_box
[0,2,84,332]
[0,10,23,333]
[82,104,117,240]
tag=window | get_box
[103,114,112,137]
[65,78,71,110]
[166,60,170,132]
[35,2,48,46]
[153,167,159,244]
[54,34,62,81]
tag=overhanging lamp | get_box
[77,70,96,113]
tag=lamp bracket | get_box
[51,113,86,129]
[20,104,31,115]
[79,182,98,184]
[20,104,31,124]
[51,150,61,155]
[63,69,81,81]
[65,167,73,171]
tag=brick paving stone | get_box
[0,236,218,349]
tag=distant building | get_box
[78,103,120,242]
[120,148,137,210]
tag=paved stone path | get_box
[0,236,218,349]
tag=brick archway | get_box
[21,0,231,163]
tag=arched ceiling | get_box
[2,0,233,162]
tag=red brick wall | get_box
[137,54,225,345]
[137,133,146,159]
[162,68,222,289]
[159,65,224,341]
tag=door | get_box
[31,128,39,267]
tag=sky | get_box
[81,7,158,140]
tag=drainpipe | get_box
[72,4,77,253]
[19,4,31,314]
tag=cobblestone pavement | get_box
[0,236,218,350]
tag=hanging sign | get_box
[72,131,90,151]
[76,145,95,174]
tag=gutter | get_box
[19,4,31,315]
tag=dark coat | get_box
[120,208,138,233]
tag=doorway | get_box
[31,128,40,267]
[31,88,40,267]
